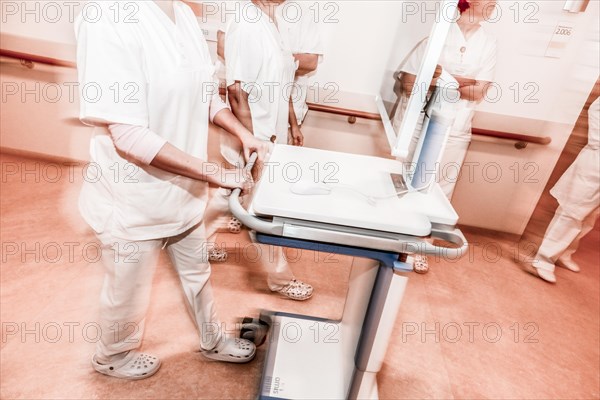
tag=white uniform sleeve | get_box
[296,4,324,57]
[108,124,167,165]
[225,21,264,89]
[475,36,497,82]
[75,6,148,127]
[400,38,429,76]
[209,93,229,122]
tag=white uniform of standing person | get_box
[393,21,497,199]
[392,0,497,275]
[531,97,600,283]
[276,1,325,125]
[223,0,313,301]
[76,0,258,379]
[204,0,324,251]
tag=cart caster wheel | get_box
[240,316,270,347]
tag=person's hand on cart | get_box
[241,135,273,163]
[241,135,274,183]
[219,165,255,195]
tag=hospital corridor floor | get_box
[1,152,599,400]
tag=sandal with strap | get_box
[276,279,313,301]
[412,254,429,274]
[201,337,256,363]
[92,351,161,380]
[208,246,228,263]
[228,216,243,234]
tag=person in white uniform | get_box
[393,0,497,273]
[528,97,600,283]
[394,0,497,198]
[223,0,313,301]
[276,1,324,127]
[205,1,323,254]
[76,0,271,380]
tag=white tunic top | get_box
[276,1,324,123]
[551,97,600,220]
[393,22,497,141]
[76,0,216,240]
[225,1,297,143]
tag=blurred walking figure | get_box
[528,97,600,283]
[393,0,498,273]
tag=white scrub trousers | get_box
[535,206,600,272]
[407,129,470,200]
[204,187,234,242]
[438,135,470,200]
[264,246,296,291]
[95,223,221,363]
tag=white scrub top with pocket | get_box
[276,1,324,123]
[225,1,297,143]
[551,97,600,220]
[393,22,497,142]
[76,1,216,241]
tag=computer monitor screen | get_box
[376,0,458,161]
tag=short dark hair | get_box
[458,0,471,14]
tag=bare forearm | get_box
[294,53,318,76]
[456,79,490,102]
[216,30,225,60]
[289,96,299,129]
[150,142,223,185]
[288,97,304,146]
[400,73,439,96]
[224,82,274,162]
[227,82,254,133]
[213,107,254,144]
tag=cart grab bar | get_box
[281,223,468,259]
[229,153,284,236]
[408,227,468,258]
[229,153,468,259]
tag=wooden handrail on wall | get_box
[307,102,382,122]
[0,50,552,147]
[471,128,552,146]
[0,49,76,69]
[307,102,552,147]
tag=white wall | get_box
[479,0,599,124]
[310,1,406,98]
[2,0,598,111]
[0,0,82,43]
[0,57,93,161]
[200,0,408,110]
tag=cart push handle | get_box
[229,153,469,260]
[402,227,468,258]
[229,153,285,236]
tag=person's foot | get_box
[240,316,269,347]
[201,336,256,363]
[557,256,580,272]
[516,254,557,284]
[228,216,242,234]
[275,279,313,301]
[535,267,557,283]
[521,261,557,284]
[92,351,161,380]
[412,254,429,274]
[208,245,228,263]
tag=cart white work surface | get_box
[229,145,468,400]
[250,145,459,238]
